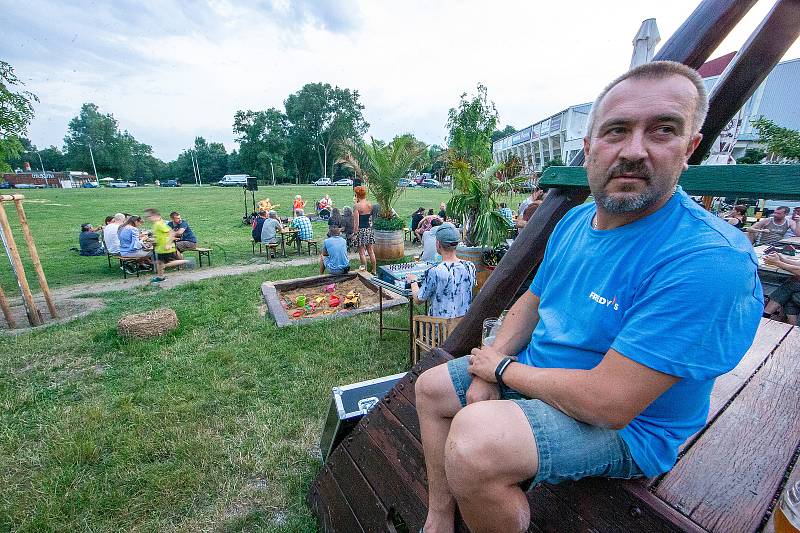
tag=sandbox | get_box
[262,272,407,327]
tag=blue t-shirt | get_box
[168,220,196,243]
[118,226,142,255]
[323,236,349,272]
[521,187,762,477]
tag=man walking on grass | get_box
[415,61,763,533]
[145,208,192,283]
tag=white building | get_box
[493,55,800,171]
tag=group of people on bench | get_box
[79,210,197,282]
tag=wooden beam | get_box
[539,164,800,199]
[0,202,42,326]
[0,285,15,329]
[690,0,800,164]
[0,194,25,202]
[13,199,57,319]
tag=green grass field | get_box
[0,184,464,290]
[0,263,416,531]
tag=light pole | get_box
[267,156,276,186]
[320,142,327,180]
[88,144,99,181]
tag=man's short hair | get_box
[104,216,114,224]
[268,210,277,218]
[113,213,126,223]
[329,225,341,235]
[431,218,443,228]
[258,209,266,216]
[776,206,790,214]
[169,211,180,218]
[296,209,305,216]
[81,223,92,232]
[143,208,160,217]
[586,60,709,138]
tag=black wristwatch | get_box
[495,356,515,391]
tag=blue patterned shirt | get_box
[291,216,313,241]
[499,207,514,226]
[418,260,476,318]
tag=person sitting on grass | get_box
[79,223,105,256]
[407,223,475,319]
[291,209,313,241]
[167,211,197,252]
[319,225,350,275]
[118,216,152,270]
[416,209,442,241]
[144,208,192,283]
[252,210,267,242]
[420,218,444,262]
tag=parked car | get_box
[334,178,353,186]
[108,180,135,188]
[14,183,42,189]
[161,180,181,187]
[313,177,333,186]
[398,178,416,188]
[421,178,443,188]
[0,181,12,189]
[217,174,250,187]
[81,181,99,188]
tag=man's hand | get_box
[467,344,508,383]
[465,376,500,404]
[764,253,782,266]
[406,273,418,283]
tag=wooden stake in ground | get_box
[0,198,42,326]
[13,199,57,318]
[0,285,15,328]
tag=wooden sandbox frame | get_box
[262,272,407,327]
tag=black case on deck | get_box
[319,372,406,461]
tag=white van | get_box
[217,174,250,187]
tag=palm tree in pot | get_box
[339,136,424,259]
[446,160,518,284]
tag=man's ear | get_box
[684,133,703,170]
[583,137,591,167]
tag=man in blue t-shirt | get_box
[415,61,763,533]
[167,211,197,252]
[319,225,350,274]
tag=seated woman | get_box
[118,216,153,268]
[79,223,106,256]
[722,204,747,229]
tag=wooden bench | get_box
[107,251,120,269]
[301,239,319,255]
[119,256,146,279]
[194,247,212,267]
[308,320,800,532]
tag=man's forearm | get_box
[501,364,626,429]
[778,259,800,276]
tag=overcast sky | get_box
[4,0,799,161]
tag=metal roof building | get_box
[493,56,800,171]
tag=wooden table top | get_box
[779,236,800,245]
[754,245,794,275]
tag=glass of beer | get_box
[776,480,800,533]
[482,318,499,347]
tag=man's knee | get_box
[445,402,537,494]
[416,365,456,412]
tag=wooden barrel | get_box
[374,229,405,260]
[456,244,490,293]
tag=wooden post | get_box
[0,285,15,329]
[0,200,42,326]
[13,199,57,318]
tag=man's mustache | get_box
[606,161,652,181]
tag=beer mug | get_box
[776,480,800,533]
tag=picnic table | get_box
[308,319,800,532]
[279,228,301,255]
[780,236,800,245]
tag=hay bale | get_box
[117,308,178,339]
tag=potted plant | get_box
[446,160,518,285]
[340,137,424,260]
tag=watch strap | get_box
[495,356,515,390]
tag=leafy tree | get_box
[233,108,288,184]
[285,83,368,182]
[7,138,67,171]
[227,150,243,175]
[736,148,766,164]
[392,133,429,172]
[446,84,498,173]
[64,103,133,177]
[0,61,39,172]
[751,117,800,160]
[427,144,447,178]
[491,125,516,143]
[170,137,229,184]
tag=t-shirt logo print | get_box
[589,291,619,311]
